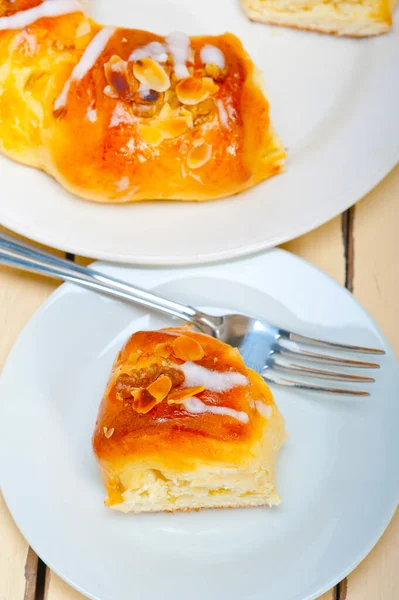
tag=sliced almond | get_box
[176,76,219,105]
[76,20,91,39]
[137,123,164,146]
[175,77,210,106]
[131,387,159,414]
[179,107,194,128]
[187,141,212,170]
[164,89,181,109]
[168,386,205,404]
[154,342,173,358]
[103,427,115,439]
[154,116,190,140]
[104,55,138,101]
[202,77,220,95]
[147,375,172,402]
[133,58,170,93]
[158,102,174,120]
[173,335,205,361]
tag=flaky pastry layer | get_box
[241,0,397,36]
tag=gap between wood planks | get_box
[22,252,76,600]
[23,232,356,600]
[332,205,356,600]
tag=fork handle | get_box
[0,233,215,333]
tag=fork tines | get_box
[264,331,384,396]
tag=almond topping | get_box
[173,335,205,361]
[137,124,164,146]
[154,342,173,358]
[133,58,170,93]
[202,77,220,95]
[154,116,190,139]
[103,427,115,439]
[158,102,174,119]
[175,77,209,106]
[187,141,212,170]
[147,375,172,402]
[176,76,219,105]
[167,386,205,404]
[179,107,194,128]
[131,387,159,414]
[104,55,138,101]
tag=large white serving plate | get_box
[1,249,398,600]
[0,1,398,263]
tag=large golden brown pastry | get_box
[93,327,286,513]
[242,0,397,36]
[0,0,285,202]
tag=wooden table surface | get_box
[1,165,398,600]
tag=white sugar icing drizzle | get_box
[129,32,190,80]
[54,25,116,110]
[216,99,228,128]
[183,397,249,424]
[255,401,272,419]
[85,107,97,122]
[129,41,168,63]
[165,31,190,79]
[180,362,248,393]
[130,32,225,82]
[0,0,82,31]
[200,44,225,69]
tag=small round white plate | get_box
[1,2,399,264]
[1,249,398,600]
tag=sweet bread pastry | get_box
[241,0,397,36]
[0,0,285,203]
[92,327,286,513]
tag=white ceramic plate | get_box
[1,2,399,264]
[1,249,398,600]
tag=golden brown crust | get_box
[93,328,267,463]
[0,1,285,202]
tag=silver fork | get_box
[0,232,384,396]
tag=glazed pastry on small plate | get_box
[0,0,285,203]
[93,327,286,513]
[241,0,397,36]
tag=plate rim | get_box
[1,2,399,265]
[1,248,399,600]
[1,156,398,265]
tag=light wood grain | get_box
[0,261,59,600]
[344,165,399,600]
[282,215,345,286]
[352,165,399,356]
[45,574,86,600]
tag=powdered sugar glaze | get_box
[0,0,82,31]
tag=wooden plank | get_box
[342,165,399,600]
[352,165,399,356]
[0,247,60,600]
[45,574,86,600]
[282,215,345,285]
[284,214,346,600]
